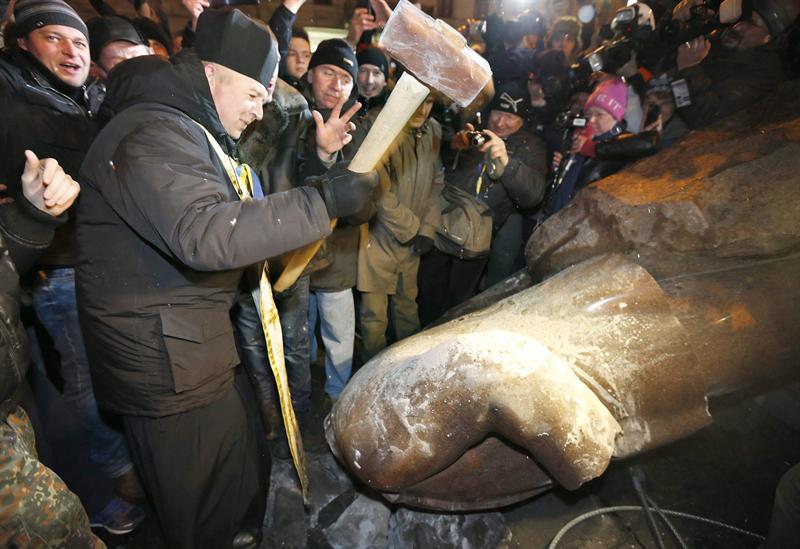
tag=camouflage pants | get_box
[0,406,105,548]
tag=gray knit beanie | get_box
[13,0,88,40]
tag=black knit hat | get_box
[309,39,357,82]
[488,79,529,117]
[194,9,278,88]
[87,16,147,62]
[356,46,388,78]
[13,0,88,40]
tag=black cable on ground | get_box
[630,466,666,549]
[645,495,689,549]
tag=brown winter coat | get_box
[357,117,444,294]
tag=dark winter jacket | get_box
[445,126,547,231]
[357,88,388,118]
[0,199,64,419]
[238,78,315,196]
[0,49,95,267]
[75,50,332,417]
[676,44,785,129]
[486,45,538,86]
[237,78,334,278]
[546,131,660,215]
[302,105,373,293]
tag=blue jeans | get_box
[308,289,354,399]
[32,267,132,479]
[234,276,312,415]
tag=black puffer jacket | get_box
[0,49,94,267]
[75,50,332,417]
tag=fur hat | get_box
[13,0,88,40]
[584,77,628,122]
[194,9,278,88]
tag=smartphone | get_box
[644,104,660,128]
[355,0,375,47]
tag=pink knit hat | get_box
[584,77,628,122]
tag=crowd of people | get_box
[0,0,798,547]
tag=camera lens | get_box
[468,132,487,147]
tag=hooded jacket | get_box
[75,49,332,416]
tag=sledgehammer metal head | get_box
[379,0,492,108]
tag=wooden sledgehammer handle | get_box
[272,72,430,292]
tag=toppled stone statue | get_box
[325,80,800,511]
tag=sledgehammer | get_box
[271,0,492,292]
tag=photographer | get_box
[417,81,547,325]
[545,76,659,215]
[546,16,583,63]
[525,49,574,169]
[642,76,689,147]
[673,0,799,128]
[569,2,662,134]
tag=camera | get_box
[570,2,656,82]
[657,0,731,46]
[580,38,637,75]
[466,131,490,148]
[568,0,742,86]
[555,110,588,131]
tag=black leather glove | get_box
[304,162,379,220]
[411,234,435,256]
[595,131,661,161]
